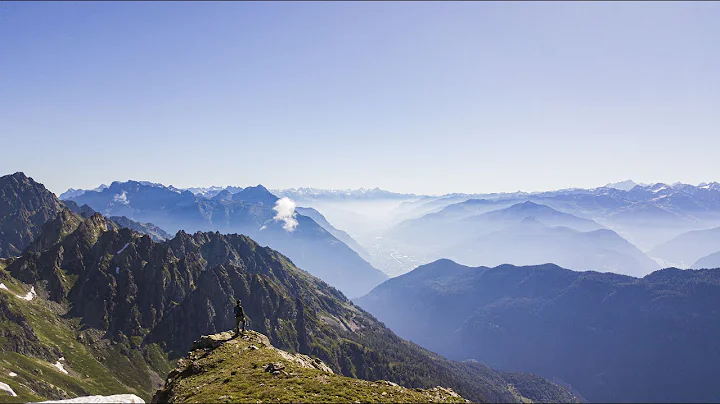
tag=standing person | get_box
[234,299,246,337]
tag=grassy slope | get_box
[154,331,468,404]
[0,272,172,402]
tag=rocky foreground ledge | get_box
[152,330,468,403]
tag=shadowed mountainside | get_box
[356,259,720,403]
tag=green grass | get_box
[160,331,467,403]
[0,277,171,402]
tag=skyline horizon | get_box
[11,170,717,198]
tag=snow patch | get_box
[16,286,37,301]
[8,372,16,377]
[116,243,130,254]
[116,267,120,275]
[0,382,16,397]
[35,394,145,403]
[53,358,68,374]
[272,197,298,232]
[0,283,8,291]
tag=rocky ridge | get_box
[152,330,467,403]
[0,172,63,258]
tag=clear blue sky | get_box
[1,1,719,196]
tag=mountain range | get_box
[58,180,720,278]
[6,172,720,402]
[274,187,417,201]
[649,226,720,268]
[357,181,720,275]
[63,180,386,298]
[0,172,577,403]
[356,259,720,403]
[384,201,658,277]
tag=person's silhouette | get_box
[234,299,246,336]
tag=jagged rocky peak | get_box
[0,172,63,257]
[152,330,467,403]
[27,208,85,252]
[74,212,118,242]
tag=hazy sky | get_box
[1,2,719,196]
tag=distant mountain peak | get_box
[249,184,269,192]
[210,189,234,201]
[8,171,29,181]
[605,180,639,191]
[232,184,278,205]
[503,201,550,212]
[274,187,417,200]
[518,200,542,207]
[59,184,108,200]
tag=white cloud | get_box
[113,191,129,205]
[273,197,299,232]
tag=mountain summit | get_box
[232,185,278,206]
[152,330,468,403]
[0,172,63,257]
[604,180,640,191]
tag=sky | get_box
[1,1,719,196]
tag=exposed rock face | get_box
[0,293,60,361]
[152,330,467,404]
[26,209,85,253]
[0,172,63,258]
